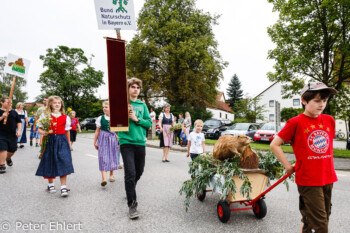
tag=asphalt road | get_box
[1,134,349,233]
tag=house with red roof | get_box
[205,92,234,121]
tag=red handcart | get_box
[196,170,292,223]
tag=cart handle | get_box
[252,173,292,203]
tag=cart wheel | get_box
[197,189,206,202]
[253,199,267,219]
[217,201,231,223]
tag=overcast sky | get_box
[0,0,278,102]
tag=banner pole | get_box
[4,75,17,124]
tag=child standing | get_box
[186,119,205,161]
[93,101,119,187]
[270,82,337,233]
[69,111,81,151]
[28,112,40,147]
[35,96,74,197]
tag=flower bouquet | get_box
[168,123,183,135]
[38,111,53,159]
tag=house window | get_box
[269,114,275,121]
[220,112,222,118]
[293,99,300,106]
[269,100,274,107]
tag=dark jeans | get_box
[120,144,146,207]
[190,153,199,161]
[174,129,181,144]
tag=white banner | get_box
[94,0,136,30]
[4,53,31,78]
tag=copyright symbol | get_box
[1,221,10,231]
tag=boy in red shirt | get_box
[271,82,337,233]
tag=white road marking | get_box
[85,153,98,158]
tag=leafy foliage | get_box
[267,0,350,114]
[226,74,243,110]
[38,46,104,119]
[179,151,294,210]
[280,107,304,122]
[126,0,228,107]
[0,57,27,107]
[234,96,266,123]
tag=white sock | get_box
[61,185,67,189]
[48,183,54,187]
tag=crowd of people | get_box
[0,80,341,232]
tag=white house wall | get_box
[256,82,301,123]
[207,107,235,121]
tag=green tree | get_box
[38,46,104,119]
[267,0,350,111]
[234,96,266,123]
[281,107,304,121]
[0,57,27,107]
[126,0,227,107]
[331,83,350,137]
[226,74,243,110]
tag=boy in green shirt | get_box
[118,78,152,219]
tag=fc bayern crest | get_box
[308,130,329,154]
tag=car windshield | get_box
[228,123,249,130]
[261,123,285,131]
[204,120,220,127]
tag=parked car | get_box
[80,118,97,131]
[202,119,232,139]
[253,122,286,143]
[220,123,260,139]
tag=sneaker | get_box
[61,188,70,197]
[129,201,139,219]
[0,164,6,174]
[165,160,170,162]
[19,145,24,148]
[30,141,33,146]
[47,186,56,193]
[6,158,13,167]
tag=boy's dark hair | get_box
[301,89,333,109]
[0,97,9,103]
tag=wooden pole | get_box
[4,75,17,124]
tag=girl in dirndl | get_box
[35,96,74,197]
[93,101,119,187]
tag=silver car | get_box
[220,123,260,138]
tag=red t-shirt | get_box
[278,113,337,186]
[71,118,79,131]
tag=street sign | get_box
[94,0,136,30]
[4,53,31,78]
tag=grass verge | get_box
[205,139,350,158]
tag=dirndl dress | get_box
[98,130,119,171]
[35,134,74,178]
[17,113,27,143]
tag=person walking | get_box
[69,111,81,151]
[0,97,21,174]
[15,102,28,148]
[118,78,152,219]
[159,104,175,162]
[93,101,119,187]
[35,96,74,197]
[174,113,184,145]
[184,112,191,138]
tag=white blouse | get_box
[37,112,71,131]
[96,115,110,128]
[15,109,28,118]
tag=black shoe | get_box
[165,160,170,162]
[0,164,6,174]
[47,186,56,193]
[162,160,166,163]
[20,145,24,148]
[6,158,13,167]
[129,201,139,219]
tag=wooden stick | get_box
[3,75,17,125]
